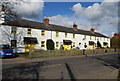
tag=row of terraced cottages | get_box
[0,18,110,52]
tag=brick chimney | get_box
[43,17,49,25]
[114,33,118,38]
[73,23,78,30]
[90,28,95,33]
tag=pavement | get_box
[2,53,120,79]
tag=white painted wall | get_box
[0,25,111,52]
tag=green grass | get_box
[16,53,29,58]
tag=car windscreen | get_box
[0,45,10,49]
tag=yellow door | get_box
[67,45,70,50]
[25,44,35,52]
[103,45,107,48]
[63,45,71,50]
[89,45,94,49]
[63,45,67,50]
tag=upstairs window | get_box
[65,33,67,38]
[104,38,106,41]
[56,32,59,37]
[95,37,96,40]
[11,27,17,34]
[90,36,92,40]
[73,34,75,38]
[27,29,31,35]
[84,35,86,40]
[41,41,45,48]
[41,30,45,36]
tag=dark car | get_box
[0,44,15,58]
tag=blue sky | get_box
[0,0,118,38]
[28,1,118,37]
[42,2,101,19]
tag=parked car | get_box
[0,44,15,58]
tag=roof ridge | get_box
[3,18,109,38]
[18,19,101,34]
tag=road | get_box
[2,53,120,80]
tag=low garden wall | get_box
[28,48,119,58]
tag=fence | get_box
[29,48,119,58]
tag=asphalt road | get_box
[2,53,120,80]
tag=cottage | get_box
[0,18,110,52]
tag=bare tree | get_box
[0,25,26,46]
[0,0,25,22]
[0,0,26,47]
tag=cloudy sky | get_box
[1,0,119,37]
[42,1,118,37]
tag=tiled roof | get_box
[2,19,109,38]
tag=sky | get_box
[42,2,100,17]
[1,0,119,37]
[40,1,118,37]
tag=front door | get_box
[24,37,38,52]
[63,45,71,50]
[46,39,55,50]
[25,43,35,52]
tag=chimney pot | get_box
[90,28,95,33]
[43,17,49,25]
[73,23,78,30]
[114,33,118,37]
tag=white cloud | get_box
[14,0,44,19]
[48,1,118,37]
[72,1,118,23]
[71,1,118,37]
[49,15,74,27]
[84,3,103,20]
[2,0,44,19]
[72,3,83,17]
